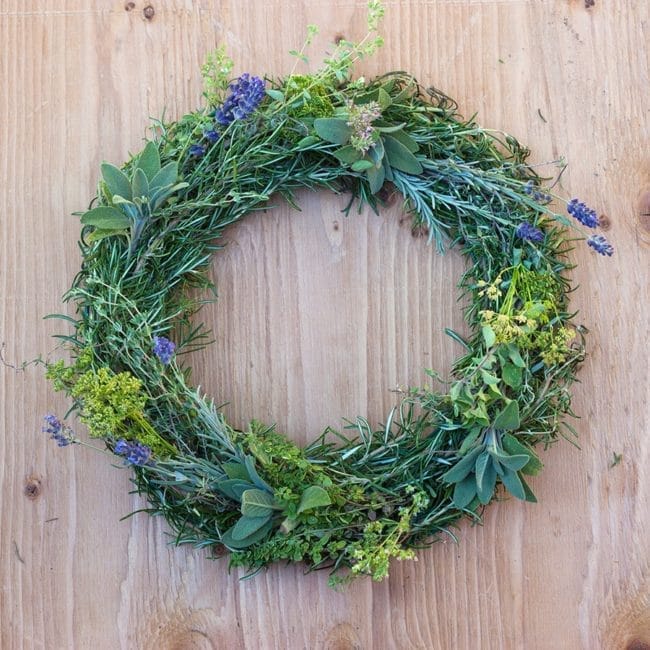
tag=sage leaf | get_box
[297,485,331,514]
[231,514,272,541]
[477,459,497,504]
[366,164,385,194]
[101,163,132,201]
[222,461,250,481]
[475,451,491,491]
[493,400,520,430]
[502,434,543,475]
[137,141,161,180]
[384,128,418,153]
[383,135,423,174]
[519,474,538,503]
[314,118,352,145]
[442,446,483,484]
[241,488,277,517]
[453,474,477,509]
[334,145,362,164]
[80,206,131,230]
[500,468,526,500]
[351,159,375,172]
[215,478,252,502]
[149,161,179,192]
[131,168,149,199]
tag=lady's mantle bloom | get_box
[215,74,266,126]
[567,198,599,228]
[114,439,152,466]
[516,222,544,243]
[42,414,75,447]
[587,234,614,256]
[153,335,176,364]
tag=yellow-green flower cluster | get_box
[70,367,146,439]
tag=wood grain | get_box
[1,1,648,648]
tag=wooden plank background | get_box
[1,1,648,648]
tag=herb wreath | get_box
[44,4,612,585]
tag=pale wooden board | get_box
[1,1,648,648]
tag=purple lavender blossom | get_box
[567,198,599,228]
[113,438,152,466]
[42,414,74,447]
[587,234,614,256]
[204,129,220,143]
[215,74,266,126]
[516,222,545,243]
[189,144,206,157]
[153,335,176,365]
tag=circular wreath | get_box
[44,20,613,585]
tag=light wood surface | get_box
[1,1,648,648]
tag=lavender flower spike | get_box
[567,198,599,228]
[587,234,614,256]
[516,222,545,243]
[114,439,152,466]
[42,414,74,447]
[153,335,176,365]
[215,73,266,126]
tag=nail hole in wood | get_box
[334,34,345,45]
[124,2,135,11]
[626,641,650,650]
[143,5,155,20]
[598,213,611,231]
[24,476,42,500]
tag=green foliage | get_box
[44,0,592,585]
[201,45,234,107]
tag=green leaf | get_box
[243,455,272,492]
[294,135,320,150]
[131,168,149,199]
[137,141,161,180]
[477,459,497,504]
[215,478,252,502]
[442,446,483,484]
[266,89,284,101]
[384,128,418,153]
[500,468,526,500]
[491,451,530,472]
[480,370,500,385]
[231,514,272,541]
[241,488,277,517]
[297,485,331,514]
[482,325,496,348]
[149,161,179,192]
[493,400,521,430]
[86,228,127,242]
[366,164,385,194]
[519,474,538,503]
[333,145,362,164]
[502,434,543,475]
[377,87,392,109]
[453,474,477,509]
[351,159,375,172]
[458,427,483,455]
[474,451,491,491]
[314,118,352,145]
[101,163,132,201]
[222,462,250,481]
[221,517,274,548]
[507,344,526,368]
[80,206,131,230]
[501,362,522,389]
[383,135,423,174]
